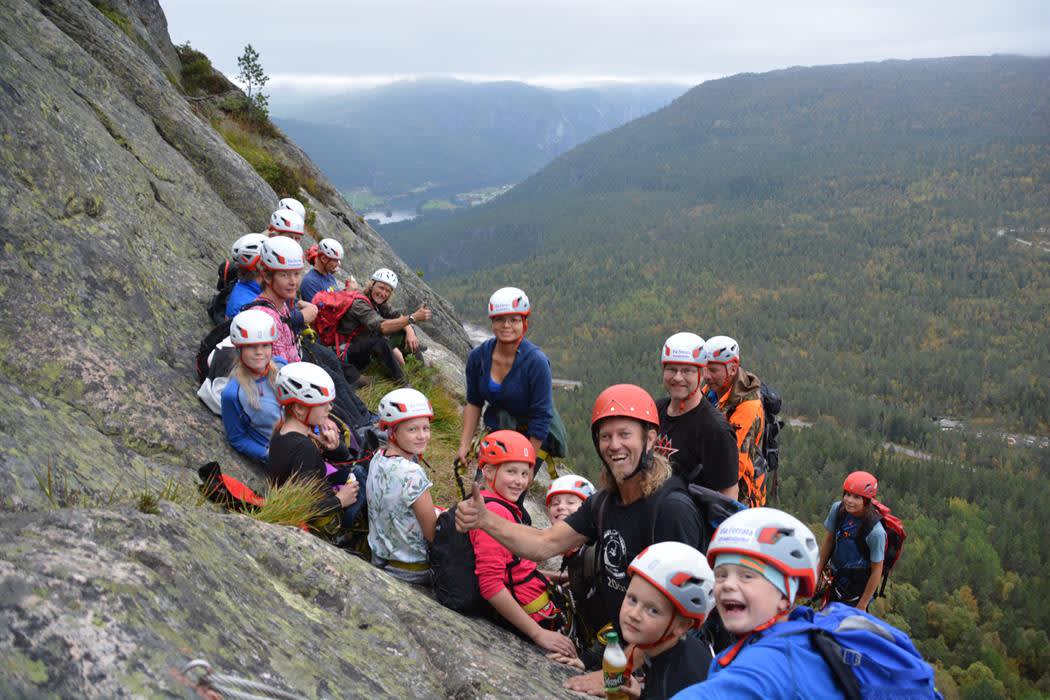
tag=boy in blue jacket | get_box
[671,507,941,700]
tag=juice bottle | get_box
[603,631,629,699]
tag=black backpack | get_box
[195,298,270,381]
[430,496,537,615]
[758,383,784,502]
[207,260,237,325]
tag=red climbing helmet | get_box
[843,471,878,499]
[477,430,534,467]
[590,384,659,430]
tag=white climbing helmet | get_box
[702,335,740,365]
[317,238,344,261]
[275,362,335,407]
[259,236,304,271]
[277,197,306,221]
[230,233,268,270]
[371,268,399,289]
[545,475,596,506]
[628,541,715,624]
[488,287,531,317]
[661,332,706,367]
[707,507,820,600]
[268,208,305,238]
[229,309,278,347]
[377,388,433,428]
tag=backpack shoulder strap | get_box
[647,476,691,543]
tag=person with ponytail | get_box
[457,287,561,469]
[220,309,287,462]
[267,362,365,525]
[365,388,438,584]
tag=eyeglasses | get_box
[492,316,524,326]
[662,366,699,377]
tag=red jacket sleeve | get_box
[469,501,517,600]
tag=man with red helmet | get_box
[456,384,701,690]
[816,470,887,610]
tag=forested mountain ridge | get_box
[274,79,683,196]
[389,55,1050,698]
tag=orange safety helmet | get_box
[478,430,534,467]
[590,384,660,479]
[590,384,660,430]
[843,470,878,499]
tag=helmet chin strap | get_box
[677,378,701,412]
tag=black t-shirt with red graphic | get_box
[655,397,738,492]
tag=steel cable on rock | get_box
[180,659,303,700]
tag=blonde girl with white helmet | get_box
[366,388,439,584]
[266,362,364,524]
[220,309,287,462]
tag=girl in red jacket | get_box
[470,430,576,659]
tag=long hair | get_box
[598,450,672,498]
[229,354,279,411]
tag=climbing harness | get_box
[178,659,300,700]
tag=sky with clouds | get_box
[159,0,1049,94]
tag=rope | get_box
[181,659,302,700]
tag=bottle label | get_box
[604,671,626,692]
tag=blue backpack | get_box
[767,604,942,700]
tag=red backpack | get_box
[311,289,373,358]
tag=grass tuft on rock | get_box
[252,475,338,531]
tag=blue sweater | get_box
[465,338,554,446]
[300,269,337,304]
[220,359,287,462]
[225,280,262,320]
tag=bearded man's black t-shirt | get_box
[564,475,701,631]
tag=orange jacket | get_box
[713,370,766,507]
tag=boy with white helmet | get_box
[301,237,350,303]
[546,475,595,524]
[366,388,439,584]
[220,309,287,462]
[267,362,365,525]
[335,267,431,381]
[656,332,740,500]
[616,541,716,699]
[670,507,941,699]
[701,335,767,508]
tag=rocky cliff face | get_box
[0,1,566,696]
[0,0,470,510]
[0,505,575,698]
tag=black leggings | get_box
[343,334,404,381]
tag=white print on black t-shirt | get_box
[602,529,628,592]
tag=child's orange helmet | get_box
[843,471,878,499]
[478,430,534,466]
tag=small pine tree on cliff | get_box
[236,44,269,119]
